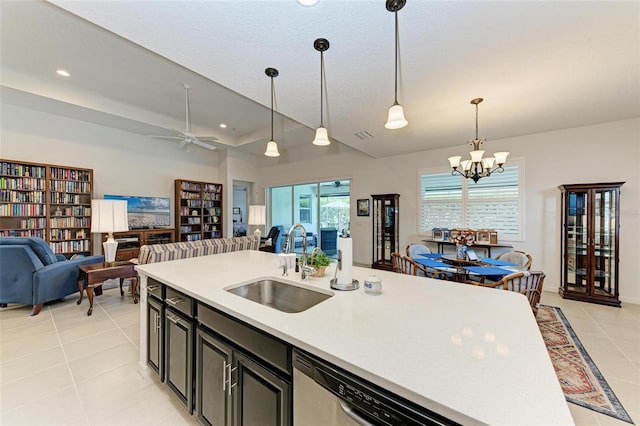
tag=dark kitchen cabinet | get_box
[233,351,290,426]
[196,303,291,426]
[147,296,164,380]
[195,328,232,426]
[559,182,624,307]
[164,288,195,412]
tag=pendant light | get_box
[264,67,280,157]
[384,0,408,130]
[448,98,509,183]
[312,38,331,146]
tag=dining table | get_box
[414,253,524,283]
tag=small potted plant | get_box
[308,248,332,277]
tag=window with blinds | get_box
[418,162,523,241]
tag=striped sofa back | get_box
[138,236,260,265]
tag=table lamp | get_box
[91,199,129,264]
[248,205,266,240]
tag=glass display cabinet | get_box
[558,182,624,307]
[371,194,399,271]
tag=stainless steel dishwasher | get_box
[293,349,457,426]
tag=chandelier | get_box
[448,98,509,183]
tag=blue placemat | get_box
[464,266,513,276]
[415,258,447,268]
[416,253,444,259]
[480,257,518,267]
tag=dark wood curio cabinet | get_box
[558,182,624,307]
[371,194,399,271]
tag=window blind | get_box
[419,164,522,240]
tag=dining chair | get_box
[467,271,545,316]
[405,244,431,258]
[401,255,447,280]
[496,250,533,270]
[391,252,403,273]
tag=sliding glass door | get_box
[267,180,350,257]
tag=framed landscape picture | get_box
[357,199,370,216]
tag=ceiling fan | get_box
[148,84,218,151]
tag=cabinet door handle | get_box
[227,363,237,396]
[154,315,161,334]
[166,312,181,325]
[166,297,184,306]
[222,361,227,392]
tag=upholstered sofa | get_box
[0,237,104,315]
[138,235,260,265]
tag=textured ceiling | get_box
[2,1,639,159]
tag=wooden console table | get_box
[103,228,175,262]
[78,261,137,316]
[422,239,512,258]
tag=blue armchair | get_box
[261,225,285,253]
[0,237,104,315]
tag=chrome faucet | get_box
[285,224,317,280]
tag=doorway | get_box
[267,179,350,257]
[232,181,250,237]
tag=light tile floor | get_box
[1,288,198,426]
[1,288,638,425]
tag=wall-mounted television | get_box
[104,195,171,229]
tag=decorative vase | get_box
[456,244,467,260]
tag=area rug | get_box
[537,305,634,424]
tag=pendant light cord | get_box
[320,50,325,127]
[393,10,399,105]
[475,102,479,140]
[270,76,274,141]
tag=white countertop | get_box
[136,250,574,426]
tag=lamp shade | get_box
[264,141,280,157]
[248,205,266,226]
[91,199,128,234]
[385,104,408,129]
[448,156,462,168]
[248,205,266,240]
[493,151,510,165]
[312,127,330,146]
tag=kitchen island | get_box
[135,250,573,425]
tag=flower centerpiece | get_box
[451,229,475,259]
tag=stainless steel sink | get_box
[225,279,332,313]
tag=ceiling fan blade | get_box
[148,135,184,140]
[193,136,219,141]
[177,139,189,150]
[192,139,217,150]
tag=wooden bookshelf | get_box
[1,159,93,258]
[175,179,223,242]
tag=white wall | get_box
[0,103,221,248]
[257,118,640,304]
[220,149,261,237]
[2,101,638,303]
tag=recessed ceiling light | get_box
[219,124,227,128]
[297,0,319,6]
[56,69,70,77]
